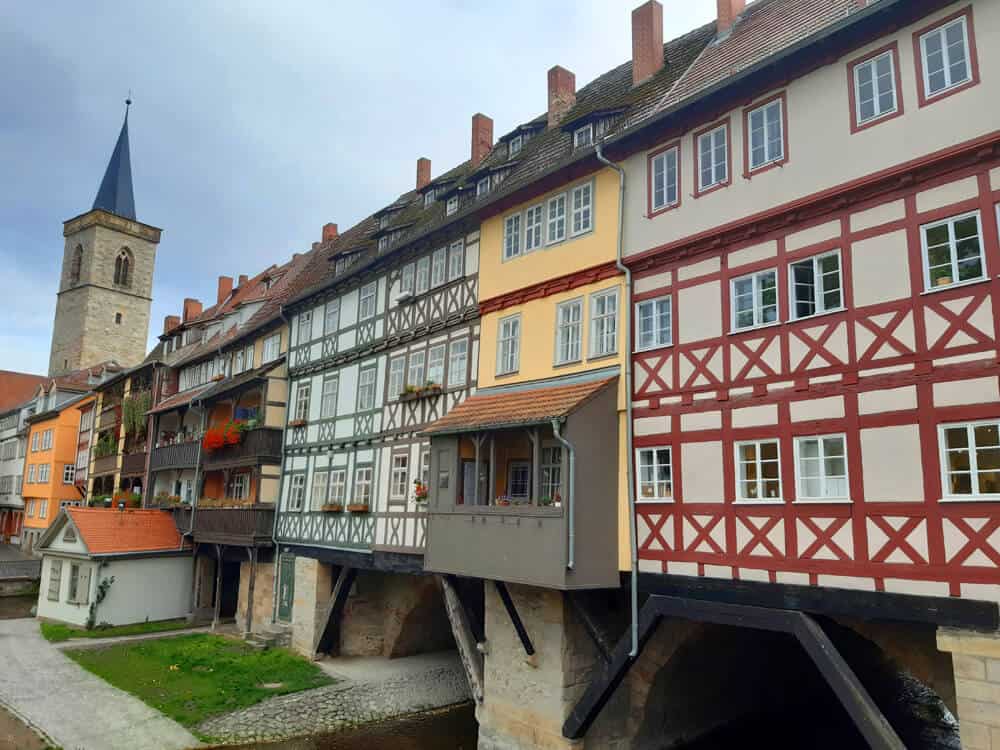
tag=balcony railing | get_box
[92,454,117,476]
[202,428,282,470]
[97,406,120,431]
[121,451,147,476]
[171,505,275,546]
[149,441,200,472]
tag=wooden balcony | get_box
[202,428,282,470]
[121,451,147,476]
[97,406,120,431]
[92,453,117,477]
[149,441,200,472]
[172,504,275,546]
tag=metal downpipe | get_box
[551,418,576,571]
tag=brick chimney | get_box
[471,113,493,168]
[322,222,338,242]
[632,1,664,87]
[717,0,746,36]
[238,274,249,286]
[182,298,202,322]
[163,315,180,334]
[547,66,576,127]
[216,275,233,305]
[416,158,432,190]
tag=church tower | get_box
[48,102,162,377]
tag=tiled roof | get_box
[66,507,183,555]
[197,358,285,403]
[423,376,616,435]
[148,382,214,414]
[0,371,48,413]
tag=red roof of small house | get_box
[423,376,616,435]
[0,370,48,413]
[65,507,183,555]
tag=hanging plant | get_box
[202,427,225,451]
[122,390,151,437]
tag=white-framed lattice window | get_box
[408,350,426,388]
[62,465,75,484]
[416,257,430,294]
[853,50,898,125]
[940,421,1000,500]
[508,461,530,499]
[446,196,459,216]
[229,472,249,500]
[311,471,329,509]
[650,145,679,211]
[573,124,593,149]
[554,298,583,365]
[263,333,281,363]
[636,447,672,502]
[731,269,778,331]
[400,263,415,296]
[747,98,784,171]
[497,315,521,375]
[635,296,672,351]
[920,15,972,99]
[27,464,35,484]
[391,454,409,499]
[524,204,544,251]
[794,435,849,502]
[424,190,435,208]
[298,310,312,344]
[477,177,490,198]
[357,366,377,411]
[432,247,447,287]
[589,288,618,357]
[388,357,406,400]
[39,499,47,518]
[288,474,306,511]
[448,339,468,388]
[697,124,728,191]
[359,281,377,320]
[922,211,984,290]
[38,464,49,483]
[329,469,347,505]
[233,348,246,375]
[42,430,52,450]
[47,559,62,601]
[541,445,562,503]
[736,439,782,502]
[320,375,339,419]
[547,195,566,245]
[294,381,311,422]
[504,213,521,260]
[354,466,373,506]
[570,182,593,236]
[448,241,464,280]
[508,135,523,157]
[427,344,446,386]
[31,433,38,452]
[790,250,843,319]
[324,299,340,335]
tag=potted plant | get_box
[202,427,225,451]
[495,496,511,507]
[423,380,442,396]
[288,418,307,428]
[154,491,170,505]
[320,503,344,513]
[413,480,428,503]
[347,501,370,513]
[167,494,183,505]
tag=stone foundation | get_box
[236,559,275,634]
[291,556,333,656]
[938,627,1000,749]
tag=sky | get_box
[1,0,718,375]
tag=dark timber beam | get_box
[565,591,612,664]
[313,566,357,658]
[563,595,906,750]
[494,581,534,657]
[439,575,485,703]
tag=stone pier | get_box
[938,628,1000,749]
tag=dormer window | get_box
[508,135,523,158]
[573,124,594,149]
[423,191,435,208]
[446,196,459,216]
[476,177,490,198]
[377,215,390,230]
[378,236,390,251]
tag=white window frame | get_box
[423,190,435,208]
[42,430,52,450]
[298,310,312,344]
[747,98,784,171]
[570,182,593,237]
[390,454,409,500]
[39,499,47,519]
[357,366,377,411]
[329,469,347,505]
[476,177,490,198]
[320,375,338,420]
[573,124,593,149]
[263,333,281,363]
[920,15,972,99]
[503,213,522,260]
[635,446,673,502]
[230,472,249,500]
[415,257,430,294]
[448,241,464,280]
[353,466,373,506]
[294,381,311,422]
[554,298,583,365]
[853,50,898,125]
[651,145,679,212]
[540,444,563,503]
[288,474,306,511]
[408,350,426,388]
[524,204,544,251]
[62,465,75,484]
[427,344,446,386]
[310,470,329,509]
[431,247,447,287]
[507,461,531,499]
[31,433,38,452]
[448,339,469,388]
[388,357,406,400]
[47,559,62,601]
[497,314,521,376]
[546,194,566,245]
[38,464,49,483]
[324,299,340,336]
[508,135,523,158]
[359,281,377,321]
[789,249,844,320]
[589,288,618,358]
[635,296,672,352]
[446,196,459,216]
[377,235,390,252]
[731,269,779,332]
[697,124,728,192]
[793,434,850,503]
[400,263,415,296]
[921,211,985,291]
[27,464,35,484]
[735,439,783,503]
[939,420,1000,501]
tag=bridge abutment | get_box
[938,627,1000,749]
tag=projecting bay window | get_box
[554,299,583,365]
[229,472,249,501]
[940,421,1000,500]
[746,96,785,172]
[731,269,778,331]
[636,447,672,502]
[918,12,975,101]
[790,250,843,319]
[540,446,563,505]
[794,435,849,502]
[736,439,782,502]
[697,124,728,192]
[635,296,671,352]
[922,211,984,290]
[650,144,679,213]
[497,315,521,375]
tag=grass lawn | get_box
[65,634,333,727]
[40,618,191,642]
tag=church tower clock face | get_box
[47,101,162,377]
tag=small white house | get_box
[36,507,193,628]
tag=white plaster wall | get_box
[36,555,95,627]
[681,441,724,503]
[860,424,924,502]
[97,556,192,626]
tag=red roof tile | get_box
[148,383,214,414]
[424,377,617,435]
[0,370,48,413]
[66,507,183,555]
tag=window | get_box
[555,299,583,365]
[115,312,122,325]
[39,500,47,519]
[391,455,409,499]
[388,357,406,399]
[298,311,312,344]
[736,440,782,502]
[397,264,415,297]
[497,315,521,375]
[446,196,459,216]
[42,430,52,450]
[353,466,373,506]
[423,191,435,208]
[790,250,843,319]
[448,339,469,388]
[731,269,778,331]
[508,461,530,499]
[378,214,390,230]
[570,183,592,236]
[359,281,377,320]
[329,469,347,505]
[573,124,593,149]
[795,435,848,501]
[476,177,490,198]
[524,204,544,251]
[448,241,464,280]
[922,212,984,290]
[113,249,132,287]
[69,245,83,285]
[47,559,61,601]
[427,344,446,386]
[919,14,973,99]
[324,299,340,335]
[62,465,75,484]
[636,296,672,351]
[590,289,618,357]
[503,214,522,260]
[546,195,566,244]
[263,333,281,363]
[294,381,311,422]
[637,447,672,501]
[27,465,35,484]
[320,376,338,419]
[747,97,785,171]
[229,472,249,500]
[288,474,306,511]
[697,124,728,192]
[940,421,1000,499]
[68,563,81,603]
[234,348,245,375]
[853,49,898,125]
[357,367,377,411]
[650,145,679,212]
[408,351,426,388]
[31,433,38,452]
[38,464,50,483]
[541,445,562,503]
[508,135,523,158]
[415,257,430,294]
[431,248,447,287]
[26,500,34,517]
[377,235,390,252]
[311,471,329,509]
[244,344,254,371]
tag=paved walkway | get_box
[0,618,201,750]
[197,650,471,744]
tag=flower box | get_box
[211,374,225,382]
[347,503,370,513]
[320,503,344,513]
[398,384,443,402]
[288,419,307,428]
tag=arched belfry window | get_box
[114,248,133,288]
[69,245,83,285]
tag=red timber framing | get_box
[628,133,1000,599]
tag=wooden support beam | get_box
[211,544,223,630]
[244,547,257,636]
[313,566,356,658]
[494,581,534,657]
[439,575,484,703]
[565,592,613,664]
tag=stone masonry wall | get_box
[236,560,275,634]
[290,556,332,656]
[938,627,1000,749]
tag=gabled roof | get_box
[92,105,136,221]
[0,370,48,413]
[48,507,184,555]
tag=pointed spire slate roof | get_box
[92,102,136,220]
